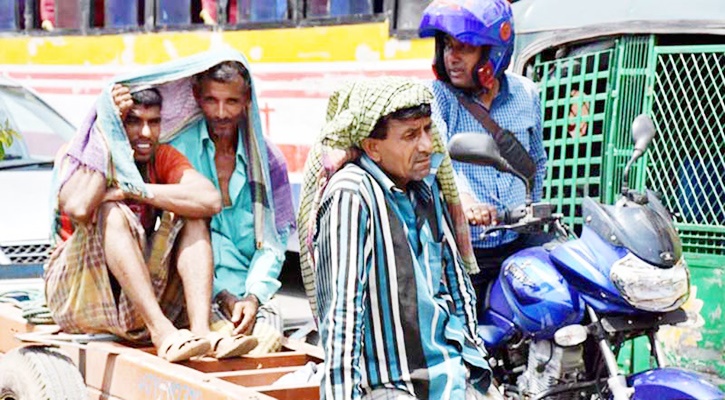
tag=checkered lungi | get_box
[44,203,186,342]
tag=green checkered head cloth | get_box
[297,76,478,318]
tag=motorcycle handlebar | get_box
[499,204,528,225]
[479,202,563,239]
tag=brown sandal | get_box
[207,332,258,359]
[157,329,211,363]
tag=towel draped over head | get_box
[297,76,479,318]
[51,47,294,256]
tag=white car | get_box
[0,77,75,279]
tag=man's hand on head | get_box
[111,84,134,120]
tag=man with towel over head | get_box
[297,77,502,399]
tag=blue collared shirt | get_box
[431,73,547,248]
[314,153,490,400]
[170,119,283,303]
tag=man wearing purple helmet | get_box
[419,0,550,294]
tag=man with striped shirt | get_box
[300,77,500,399]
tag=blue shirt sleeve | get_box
[244,246,284,303]
[529,93,547,202]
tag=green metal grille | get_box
[532,36,724,249]
[533,47,615,231]
[604,36,653,204]
[646,44,725,255]
[531,36,725,383]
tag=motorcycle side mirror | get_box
[448,133,532,204]
[631,114,656,158]
[621,114,656,196]
[448,133,513,173]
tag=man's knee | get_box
[180,218,210,240]
[98,202,130,232]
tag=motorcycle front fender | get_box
[629,367,723,400]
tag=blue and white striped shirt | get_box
[314,154,491,400]
[431,73,546,248]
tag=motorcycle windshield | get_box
[582,191,682,267]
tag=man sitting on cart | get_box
[45,84,257,362]
[168,54,295,354]
[103,47,293,354]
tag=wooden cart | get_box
[0,302,323,400]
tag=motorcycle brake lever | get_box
[479,219,535,239]
[479,224,510,239]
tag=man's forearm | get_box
[142,183,221,218]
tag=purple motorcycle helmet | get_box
[419,0,514,91]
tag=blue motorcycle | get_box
[448,115,723,400]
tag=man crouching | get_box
[45,86,254,362]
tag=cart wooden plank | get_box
[0,303,58,353]
[181,351,319,373]
[258,384,321,400]
[82,341,275,399]
[0,299,323,400]
[212,365,305,386]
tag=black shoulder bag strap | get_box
[450,86,537,183]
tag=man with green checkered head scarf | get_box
[298,77,497,400]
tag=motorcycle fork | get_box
[587,306,634,400]
[648,330,667,368]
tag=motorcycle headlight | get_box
[610,253,690,312]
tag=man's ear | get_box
[360,138,381,162]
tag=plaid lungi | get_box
[45,203,186,342]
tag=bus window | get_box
[43,0,104,30]
[157,0,191,26]
[201,0,288,24]
[91,0,104,27]
[52,0,82,29]
[105,0,138,28]
[307,0,373,18]
[243,0,288,22]
[394,0,430,32]
[0,0,18,31]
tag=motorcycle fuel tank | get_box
[497,247,584,339]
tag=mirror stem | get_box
[621,162,631,196]
[621,148,644,195]
[519,173,533,206]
